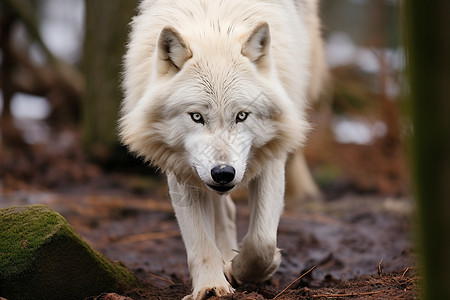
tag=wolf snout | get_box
[211,164,235,184]
[207,164,236,193]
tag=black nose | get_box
[211,165,235,185]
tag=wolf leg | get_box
[285,149,320,202]
[168,174,234,300]
[231,158,285,283]
[214,195,238,282]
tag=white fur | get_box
[119,0,327,299]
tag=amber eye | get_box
[236,111,249,123]
[189,112,204,124]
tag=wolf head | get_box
[120,22,309,193]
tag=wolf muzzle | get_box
[207,164,236,193]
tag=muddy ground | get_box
[1,173,417,299]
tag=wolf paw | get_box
[183,284,234,300]
[223,261,235,284]
[231,246,281,284]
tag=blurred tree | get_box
[82,0,138,162]
[405,0,450,299]
[0,3,17,144]
[1,0,83,145]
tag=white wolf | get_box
[119,0,327,298]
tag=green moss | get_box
[0,205,63,276]
[0,205,140,300]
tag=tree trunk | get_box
[82,0,138,161]
[405,1,450,299]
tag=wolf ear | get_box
[242,22,271,70]
[157,26,192,73]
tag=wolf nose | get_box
[211,165,235,185]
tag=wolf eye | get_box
[236,111,249,123]
[189,112,204,124]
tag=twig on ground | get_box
[401,267,410,279]
[273,266,315,299]
[312,291,382,298]
[147,273,175,285]
[378,258,384,277]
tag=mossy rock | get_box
[0,205,140,300]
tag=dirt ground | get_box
[0,172,417,299]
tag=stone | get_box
[0,205,140,300]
